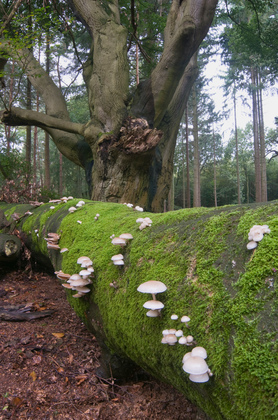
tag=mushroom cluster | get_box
[182,347,213,383]
[160,314,193,345]
[136,217,153,231]
[56,255,94,298]
[44,232,61,250]
[247,224,271,250]
[111,233,133,248]
[137,280,167,317]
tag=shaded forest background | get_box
[1,0,278,209]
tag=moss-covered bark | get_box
[1,199,277,420]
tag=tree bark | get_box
[0,199,277,420]
[251,67,261,202]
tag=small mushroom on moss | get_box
[60,248,68,253]
[137,280,167,301]
[143,300,164,310]
[119,233,133,240]
[178,336,188,345]
[181,315,191,327]
[111,237,126,247]
[247,240,257,250]
[191,346,207,359]
[186,335,194,345]
[47,243,60,250]
[171,314,178,320]
[68,206,77,213]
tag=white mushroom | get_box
[143,300,164,310]
[182,356,208,375]
[191,346,207,359]
[111,237,126,246]
[171,314,178,320]
[247,241,257,250]
[146,309,160,317]
[137,280,167,301]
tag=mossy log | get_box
[0,199,277,420]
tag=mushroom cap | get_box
[182,352,192,363]
[181,315,191,323]
[56,272,71,280]
[111,254,124,261]
[72,292,84,298]
[261,225,270,234]
[47,232,60,240]
[139,222,148,230]
[182,356,208,375]
[247,240,257,250]
[135,206,144,212]
[171,314,179,320]
[175,329,184,337]
[252,231,264,242]
[79,269,91,277]
[164,334,177,345]
[69,274,82,282]
[143,300,164,310]
[77,256,92,265]
[74,286,91,293]
[146,309,160,317]
[60,248,69,253]
[113,259,124,266]
[178,336,188,345]
[68,206,77,212]
[62,283,73,289]
[137,280,167,294]
[144,217,152,224]
[119,233,133,240]
[86,266,94,273]
[47,243,60,250]
[81,259,93,267]
[70,278,91,287]
[111,237,126,245]
[186,335,194,343]
[189,373,210,383]
[136,217,145,223]
[191,346,207,359]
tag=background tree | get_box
[0,0,218,212]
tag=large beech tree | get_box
[0,0,218,211]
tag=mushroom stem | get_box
[152,293,157,301]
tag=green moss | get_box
[1,200,278,420]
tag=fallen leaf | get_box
[30,371,37,381]
[58,367,64,373]
[11,396,23,407]
[52,333,64,338]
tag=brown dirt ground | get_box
[0,267,208,420]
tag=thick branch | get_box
[1,107,85,135]
[131,0,218,127]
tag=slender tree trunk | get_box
[251,67,261,202]
[192,85,201,207]
[26,79,32,172]
[257,72,267,202]
[44,34,51,190]
[213,127,217,207]
[185,104,191,208]
[59,153,63,196]
[233,86,241,204]
[181,122,186,209]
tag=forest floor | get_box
[0,267,208,420]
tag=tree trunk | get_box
[192,84,201,207]
[213,127,217,207]
[0,199,277,420]
[233,86,241,204]
[251,67,261,202]
[257,72,267,202]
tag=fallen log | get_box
[0,199,277,420]
[0,233,21,262]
